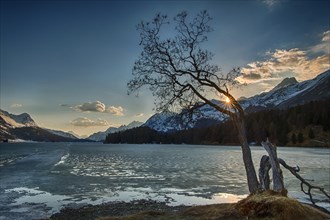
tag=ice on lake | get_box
[0,143,329,219]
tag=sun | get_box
[225,96,231,103]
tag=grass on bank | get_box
[98,191,330,220]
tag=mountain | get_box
[240,70,330,110]
[143,112,182,132]
[143,100,230,132]
[67,131,88,139]
[105,100,330,146]
[45,128,79,140]
[88,121,143,141]
[142,70,330,132]
[270,77,298,92]
[0,109,37,127]
[277,71,330,108]
[0,110,79,142]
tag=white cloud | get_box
[71,101,125,116]
[106,106,124,116]
[262,0,279,8]
[311,30,330,54]
[70,117,109,127]
[322,30,330,42]
[238,31,330,83]
[10,104,22,108]
[74,101,106,113]
[135,113,144,117]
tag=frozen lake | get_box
[0,143,329,219]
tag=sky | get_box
[1,0,329,136]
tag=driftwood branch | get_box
[278,158,330,205]
[259,139,329,206]
[261,140,285,191]
[259,155,271,190]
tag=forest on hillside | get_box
[104,100,330,147]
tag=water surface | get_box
[0,143,329,219]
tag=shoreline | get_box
[2,141,329,148]
[49,195,330,220]
[49,199,190,220]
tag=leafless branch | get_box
[278,158,330,205]
[128,11,244,116]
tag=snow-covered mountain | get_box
[0,110,79,142]
[240,70,330,110]
[143,70,330,132]
[270,77,298,92]
[143,102,229,132]
[143,112,182,132]
[0,109,37,128]
[67,131,88,139]
[45,128,79,140]
[88,121,143,141]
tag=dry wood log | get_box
[261,140,285,192]
[258,155,271,190]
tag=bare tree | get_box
[128,11,260,193]
[127,11,330,207]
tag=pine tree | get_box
[308,128,315,139]
[291,133,297,144]
[298,132,304,143]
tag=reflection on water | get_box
[0,143,329,219]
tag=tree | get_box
[127,11,259,193]
[308,128,315,139]
[298,132,304,143]
[291,133,297,144]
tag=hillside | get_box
[0,109,80,142]
[88,121,143,141]
[104,100,330,147]
[141,70,330,133]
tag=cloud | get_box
[262,0,279,8]
[10,104,22,108]
[70,101,125,116]
[135,113,144,117]
[106,106,124,116]
[241,72,262,80]
[60,104,70,107]
[311,30,330,54]
[70,117,109,127]
[74,101,106,113]
[322,30,330,42]
[238,31,330,83]
[261,0,281,10]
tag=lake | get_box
[0,143,329,219]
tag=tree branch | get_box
[278,158,330,205]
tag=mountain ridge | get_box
[88,121,143,141]
[270,77,298,92]
[142,70,330,132]
[0,109,37,127]
[2,70,329,142]
[0,110,80,142]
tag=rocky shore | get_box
[49,191,330,220]
[49,199,188,220]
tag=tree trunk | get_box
[259,155,271,190]
[232,113,259,193]
[261,140,285,192]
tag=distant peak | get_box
[271,77,298,91]
[0,109,37,127]
[237,96,248,101]
[127,121,144,127]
